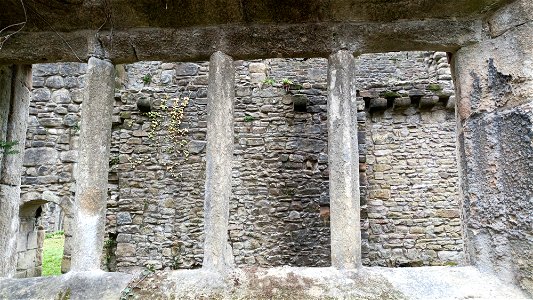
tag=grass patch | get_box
[42,231,64,276]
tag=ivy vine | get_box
[128,93,190,179]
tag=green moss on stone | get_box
[427,84,442,92]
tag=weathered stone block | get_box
[60,150,78,163]
[51,89,71,104]
[23,148,58,166]
[117,212,132,225]
[33,64,59,77]
[249,63,267,74]
[45,76,65,89]
[436,209,460,218]
[175,63,199,76]
[31,88,51,102]
[188,140,206,154]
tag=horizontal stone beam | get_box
[0,19,482,64]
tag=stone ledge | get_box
[0,271,132,300]
[1,267,527,299]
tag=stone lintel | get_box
[70,57,115,271]
[0,19,482,64]
[327,50,361,269]
[203,51,235,273]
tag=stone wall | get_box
[231,59,331,267]
[20,52,464,275]
[364,105,461,266]
[21,63,86,227]
[106,62,210,272]
[353,52,461,266]
[16,210,44,278]
[19,63,87,273]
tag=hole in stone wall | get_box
[292,94,308,112]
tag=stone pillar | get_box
[452,3,533,295]
[70,57,114,271]
[202,51,235,272]
[327,50,361,269]
[36,226,45,276]
[0,65,32,277]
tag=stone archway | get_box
[16,191,72,278]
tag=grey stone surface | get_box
[23,147,59,166]
[1,65,32,186]
[452,19,533,296]
[70,57,115,271]
[365,103,462,267]
[0,65,31,278]
[19,63,86,246]
[0,19,483,64]
[0,271,132,300]
[41,266,524,300]
[51,89,71,104]
[0,0,529,297]
[175,63,199,76]
[327,50,361,269]
[45,76,65,89]
[203,51,235,272]
[0,65,11,180]
[0,185,21,277]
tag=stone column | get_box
[70,57,114,271]
[202,51,235,272]
[327,50,361,269]
[452,3,533,294]
[0,65,32,277]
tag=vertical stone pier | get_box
[327,50,361,269]
[203,51,235,272]
[0,65,32,277]
[70,57,115,271]
[452,3,533,294]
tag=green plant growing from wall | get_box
[244,115,255,122]
[0,140,19,155]
[71,121,81,133]
[260,77,300,93]
[262,78,276,86]
[109,156,120,167]
[281,78,293,92]
[142,74,152,84]
[103,237,117,270]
